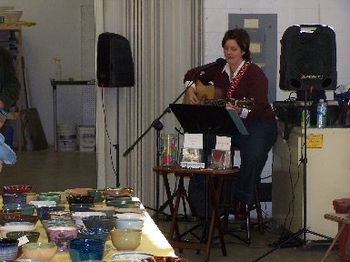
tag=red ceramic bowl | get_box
[3,185,32,194]
[0,213,38,225]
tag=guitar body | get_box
[183,80,215,104]
[183,80,254,109]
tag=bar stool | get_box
[220,147,265,245]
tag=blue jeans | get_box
[232,120,277,204]
[1,123,14,149]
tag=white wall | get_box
[203,0,350,101]
[0,0,94,145]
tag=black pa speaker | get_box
[279,24,337,91]
[97,32,134,87]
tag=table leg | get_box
[162,172,181,239]
[205,177,226,261]
[321,223,346,262]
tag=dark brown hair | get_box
[221,28,251,60]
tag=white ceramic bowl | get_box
[114,213,145,220]
[29,200,56,208]
[3,10,22,22]
[22,242,57,261]
[0,222,35,237]
[115,218,144,230]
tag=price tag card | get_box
[215,136,231,151]
[18,235,29,246]
[183,133,203,149]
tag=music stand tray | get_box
[169,104,248,136]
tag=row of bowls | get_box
[0,238,107,261]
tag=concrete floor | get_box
[0,150,341,261]
[0,149,97,193]
[155,216,340,261]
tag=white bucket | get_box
[57,124,77,151]
[78,125,95,152]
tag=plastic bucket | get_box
[57,124,77,151]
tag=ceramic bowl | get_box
[106,199,141,208]
[69,203,93,212]
[69,238,104,261]
[88,189,104,203]
[67,194,94,205]
[71,212,106,226]
[0,222,35,237]
[65,188,93,196]
[41,219,75,231]
[48,210,72,220]
[24,192,38,204]
[89,205,115,218]
[22,242,57,261]
[2,193,26,206]
[114,212,145,220]
[110,228,142,251]
[104,187,133,197]
[36,205,65,220]
[6,231,40,243]
[3,10,23,22]
[82,216,114,231]
[115,218,144,230]
[37,193,61,204]
[46,226,78,252]
[3,184,32,194]
[78,227,110,242]
[29,200,57,208]
[0,237,18,261]
[2,204,35,215]
[0,213,38,225]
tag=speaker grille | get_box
[279,25,337,91]
[97,33,134,88]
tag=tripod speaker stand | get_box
[254,24,337,261]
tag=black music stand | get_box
[169,103,248,241]
[170,103,248,165]
[170,104,247,135]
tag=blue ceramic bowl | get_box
[2,193,26,207]
[69,238,104,262]
[78,227,109,242]
[36,205,65,220]
[69,203,93,212]
[0,237,18,261]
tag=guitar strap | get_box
[226,60,252,99]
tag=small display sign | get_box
[307,133,323,148]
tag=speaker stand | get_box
[253,87,332,261]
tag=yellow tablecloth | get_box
[1,197,175,261]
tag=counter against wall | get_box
[272,122,350,240]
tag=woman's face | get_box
[223,39,245,67]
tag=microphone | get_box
[199,58,226,75]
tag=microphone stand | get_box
[123,81,195,216]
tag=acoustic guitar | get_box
[183,80,254,109]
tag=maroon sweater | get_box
[184,61,276,125]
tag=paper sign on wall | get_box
[307,133,323,148]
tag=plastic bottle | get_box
[316,99,327,128]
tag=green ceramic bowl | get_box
[6,230,40,243]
